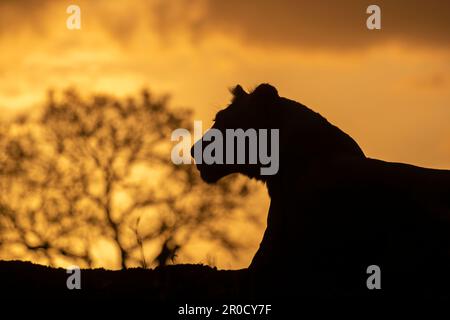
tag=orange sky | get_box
[1,0,449,167]
[0,0,449,268]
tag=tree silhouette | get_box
[0,89,257,269]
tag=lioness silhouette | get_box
[191,84,450,298]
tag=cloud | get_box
[0,0,51,36]
[412,73,448,90]
[191,0,450,50]
[2,0,449,51]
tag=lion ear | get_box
[251,83,279,101]
[230,85,247,100]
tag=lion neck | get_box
[263,98,366,197]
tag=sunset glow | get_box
[1,0,449,269]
